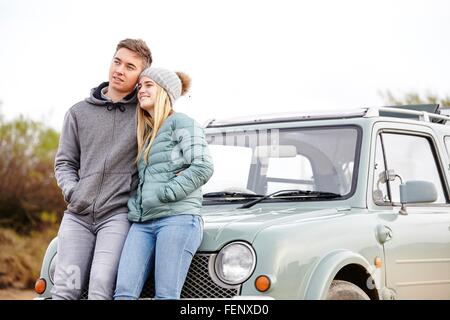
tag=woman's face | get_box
[138,76,158,111]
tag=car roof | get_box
[204,104,450,128]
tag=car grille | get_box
[80,253,240,299]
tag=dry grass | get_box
[0,289,36,300]
[0,226,58,289]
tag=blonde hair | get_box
[136,84,173,164]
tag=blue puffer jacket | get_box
[128,112,214,222]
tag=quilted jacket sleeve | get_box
[158,116,214,203]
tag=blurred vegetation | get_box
[0,225,58,289]
[379,90,450,107]
[0,104,64,289]
[0,110,65,234]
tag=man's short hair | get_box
[116,38,152,70]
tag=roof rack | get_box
[364,105,450,124]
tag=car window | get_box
[266,155,314,193]
[204,126,360,198]
[202,145,253,194]
[373,135,390,204]
[444,136,450,159]
[380,132,446,204]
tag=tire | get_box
[326,280,370,300]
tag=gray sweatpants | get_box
[51,213,130,300]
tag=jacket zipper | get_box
[92,108,117,225]
[138,165,148,222]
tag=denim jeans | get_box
[114,214,203,300]
[52,213,130,300]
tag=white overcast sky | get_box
[1,0,450,131]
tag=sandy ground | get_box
[0,289,36,300]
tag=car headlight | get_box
[49,254,57,284]
[215,242,256,285]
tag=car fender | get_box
[37,236,58,298]
[304,249,380,300]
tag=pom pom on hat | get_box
[175,71,191,96]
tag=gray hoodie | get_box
[54,82,138,225]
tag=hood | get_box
[199,204,350,251]
[85,82,137,106]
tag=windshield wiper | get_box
[238,189,341,209]
[203,191,265,198]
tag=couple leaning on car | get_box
[52,38,214,300]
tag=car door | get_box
[372,125,450,299]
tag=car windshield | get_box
[202,126,360,203]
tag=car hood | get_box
[199,204,350,251]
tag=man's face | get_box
[108,47,144,94]
[137,76,158,111]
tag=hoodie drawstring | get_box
[106,102,126,112]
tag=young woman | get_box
[114,67,214,300]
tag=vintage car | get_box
[35,104,450,299]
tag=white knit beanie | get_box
[139,67,181,105]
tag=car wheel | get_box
[326,280,370,300]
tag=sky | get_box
[1,0,450,131]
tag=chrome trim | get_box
[214,241,257,285]
[397,280,450,287]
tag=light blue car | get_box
[35,104,450,299]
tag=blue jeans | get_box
[114,214,203,300]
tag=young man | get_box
[52,39,152,300]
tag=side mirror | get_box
[399,180,437,214]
